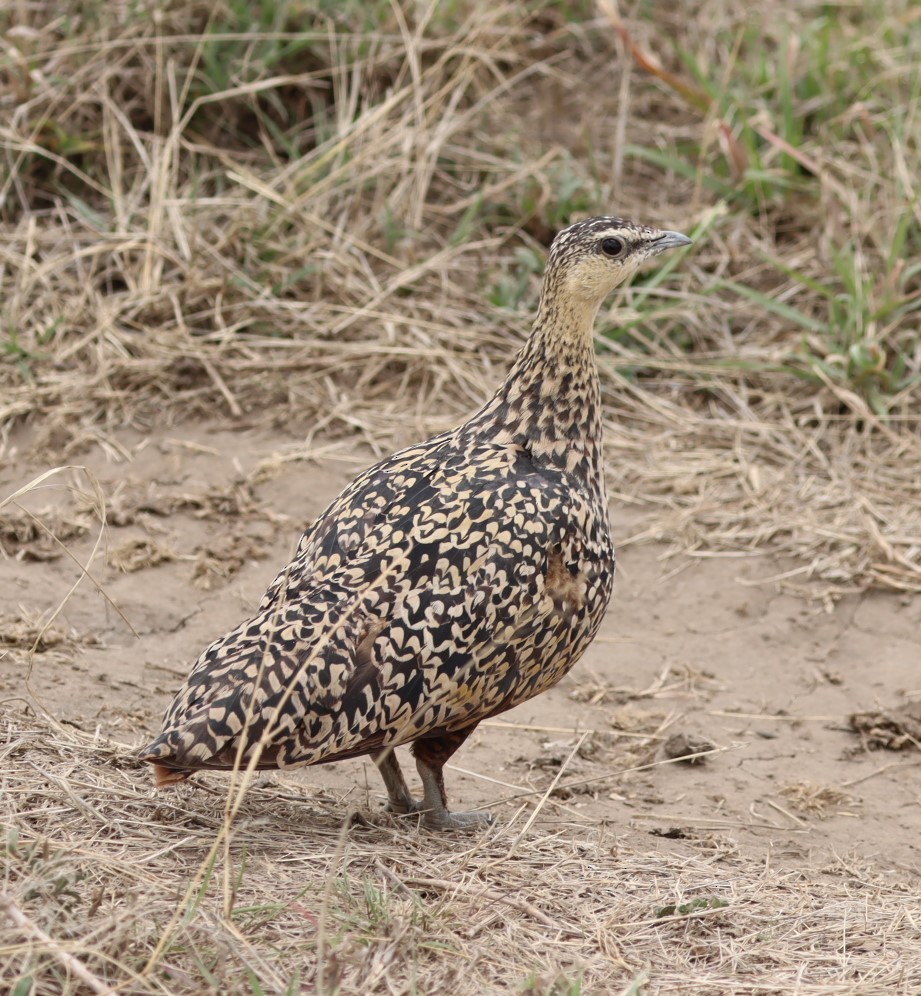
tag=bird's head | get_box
[545,217,692,308]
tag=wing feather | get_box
[139,439,612,773]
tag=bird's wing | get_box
[140,440,612,772]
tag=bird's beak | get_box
[652,230,693,252]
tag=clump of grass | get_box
[0,506,90,559]
[613,1,921,416]
[779,782,857,819]
[108,536,176,573]
[0,612,99,654]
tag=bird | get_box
[138,217,692,830]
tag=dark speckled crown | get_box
[548,216,654,261]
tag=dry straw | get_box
[3,0,921,992]
[1,1,919,600]
[4,707,921,994]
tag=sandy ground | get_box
[3,422,920,876]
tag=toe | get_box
[385,797,424,816]
[421,809,494,831]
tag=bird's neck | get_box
[461,289,607,498]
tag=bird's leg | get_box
[411,726,494,831]
[372,748,422,815]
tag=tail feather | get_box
[138,736,193,788]
[151,764,191,788]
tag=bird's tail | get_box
[138,733,194,788]
[150,763,192,788]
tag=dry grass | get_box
[2,706,920,996]
[3,1,921,992]
[1,0,919,601]
[778,782,857,819]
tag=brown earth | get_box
[3,421,920,875]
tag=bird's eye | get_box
[600,237,623,257]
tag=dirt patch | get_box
[3,422,920,989]
[4,422,920,865]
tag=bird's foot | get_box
[420,808,494,831]
[386,796,493,830]
[385,796,425,817]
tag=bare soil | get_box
[4,421,920,874]
[3,2,921,990]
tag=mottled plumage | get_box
[139,217,692,829]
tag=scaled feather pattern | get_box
[139,217,692,829]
